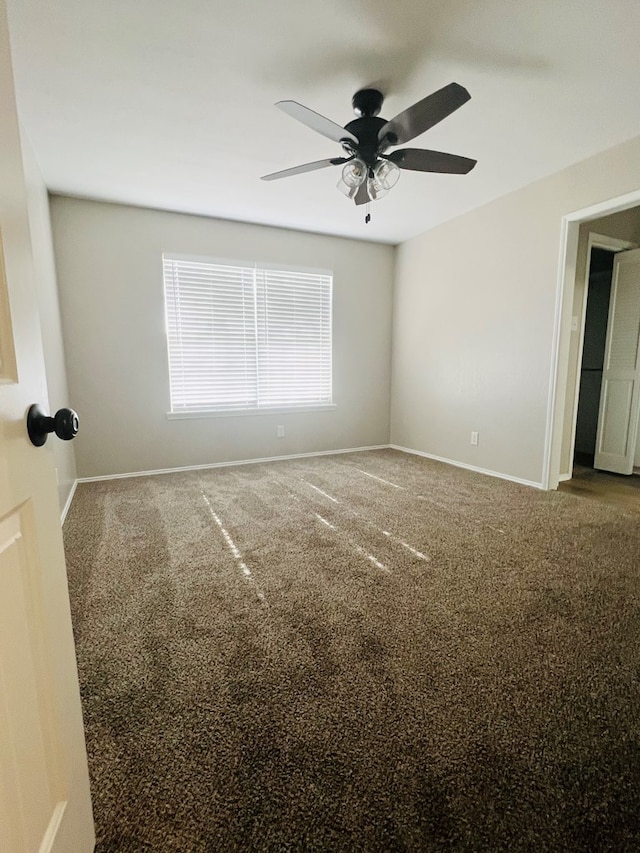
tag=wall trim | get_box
[60,479,78,525]
[542,214,572,490]
[76,445,392,483]
[390,444,545,490]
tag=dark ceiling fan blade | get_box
[276,100,358,145]
[378,82,471,146]
[354,182,369,206]
[261,157,351,181]
[387,148,477,174]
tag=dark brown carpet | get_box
[63,449,640,852]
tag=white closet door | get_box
[594,248,640,474]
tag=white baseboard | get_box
[557,472,572,482]
[60,479,78,525]
[390,444,545,490]
[76,445,392,484]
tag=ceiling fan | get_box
[261,83,477,214]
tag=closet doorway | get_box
[573,239,640,476]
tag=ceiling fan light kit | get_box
[261,82,477,221]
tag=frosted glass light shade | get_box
[368,159,401,200]
[341,159,367,188]
[337,178,359,199]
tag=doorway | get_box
[569,237,640,479]
[573,248,614,468]
[570,243,640,490]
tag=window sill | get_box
[167,404,337,420]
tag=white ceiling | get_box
[6,0,640,244]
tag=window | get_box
[163,255,333,414]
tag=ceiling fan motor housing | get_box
[344,89,392,168]
[343,116,389,166]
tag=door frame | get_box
[545,189,640,489]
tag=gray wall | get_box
[20,133,77,510]
[51,197,394,478]
[391,133,640,487]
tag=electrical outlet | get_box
[471,431,479,446]
[277,425,285,438]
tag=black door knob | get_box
[27,404,80,447]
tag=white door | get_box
[0,2,95,851]
[594,248,640,474]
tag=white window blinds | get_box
[163,256,332,413]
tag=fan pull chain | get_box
[365,201,371,224]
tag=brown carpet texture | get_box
[63,449,640,852]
